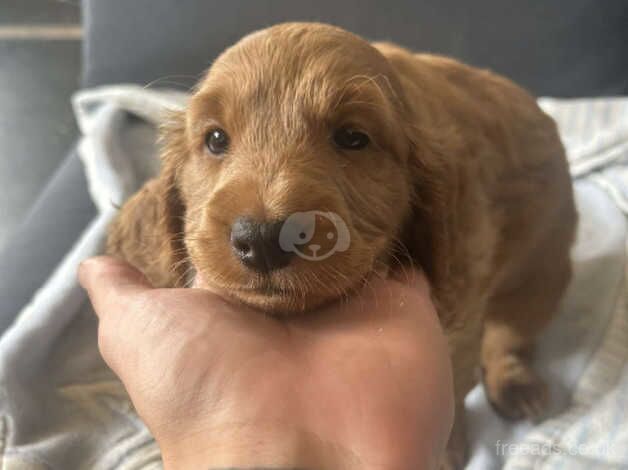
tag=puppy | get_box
[107,23,577,469]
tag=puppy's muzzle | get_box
[230,216,293,273]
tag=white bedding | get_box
[0,86,626,469]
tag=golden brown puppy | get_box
[107,23,577,469]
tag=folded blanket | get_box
[0,85,626,469]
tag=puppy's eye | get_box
[205,128,230,155]
[333,128,370,150]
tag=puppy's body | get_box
[107,23,576,469]
[376,44,576,467]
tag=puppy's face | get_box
[172,23,413,313]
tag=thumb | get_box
[78,256,153,319]
[78,256,157,379]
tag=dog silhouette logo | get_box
[279,211,350,261]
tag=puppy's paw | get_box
[483,354,548,421]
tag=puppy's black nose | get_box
[230,217,293,273]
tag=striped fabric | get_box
[540,97,628,212]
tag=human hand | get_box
[79,256,453,470]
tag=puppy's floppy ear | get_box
[374,42,456,302]
[400,118,464,327]
[106,109,190,287]
[382,46,481,327]
[154,109,189,285]
[403,124,454,282]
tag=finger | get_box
[78,256,152,319]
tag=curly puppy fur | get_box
[107,23,577,468]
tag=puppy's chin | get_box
[193,268,353,315]
[190,241,389,315]
[232,289,333,315]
